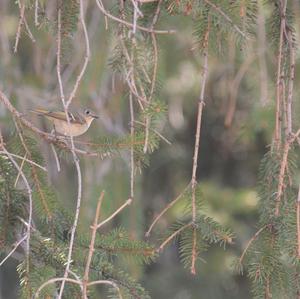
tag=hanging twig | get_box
[95,0,175,34]
[190,28,209,275]
[143,0,162,153]
[82,191,105,298]
[296,184,300,258]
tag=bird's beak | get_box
[92,114,99,119]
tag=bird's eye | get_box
[85,110,90,115]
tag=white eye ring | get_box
[85,110,90,115]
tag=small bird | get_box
[31,108,99,137]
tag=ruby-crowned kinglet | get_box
[31,108,98,137]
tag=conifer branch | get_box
[202,0,246,39]
[0,132,33,288]
[13,119,53,218]
[95,0,176,34]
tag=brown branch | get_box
[297,184,300,259]
[14,0,26,53]
[83,191,105,298]
[97,198,132,229]
[274,0,287,147]
[191,228,197,275]
[190,23,209,274]
[143,0,161,153]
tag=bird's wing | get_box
[31,109,85,124]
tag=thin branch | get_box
[56,7,84,298]
[238,225,268,268]
[66,0,91,107]
[274,0,287,147]
[82,191,105,298]
[297,183,300,258]
[97,198,132,229]
[95,0,176,34]
[145,183,190,237]
[0,151,47,172]
[34,278,81,299]
[129,92,135,200]
[286,29,295,135]
[134,120,172,145]
[34,0,39,26]
[143,0,161,153]
[157,222,192,252]
[0,234,27,267]
[190,28,209,274]
[14,0,26,53]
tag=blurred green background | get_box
[1,0,296,298]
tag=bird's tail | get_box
[30,108,49,116]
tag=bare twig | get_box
[274,0,287,147]
[286,30,295,135]
[134,120,172,145]
[56,7,84,297]
[157,222,192,252]
[34,0,39,26]
[97,198,132,229]
[145,183,190,237]
[0,235,27,267]
[82,191,105,298]
[0,151,47,172]
[95,0,175,34]
[34,278,81,299]
[190,27,209,274]
[129,92,135,200]
[296,184,300,258]
[66,0,91,107]
[238,225,268,268]
[14,0,26,53]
